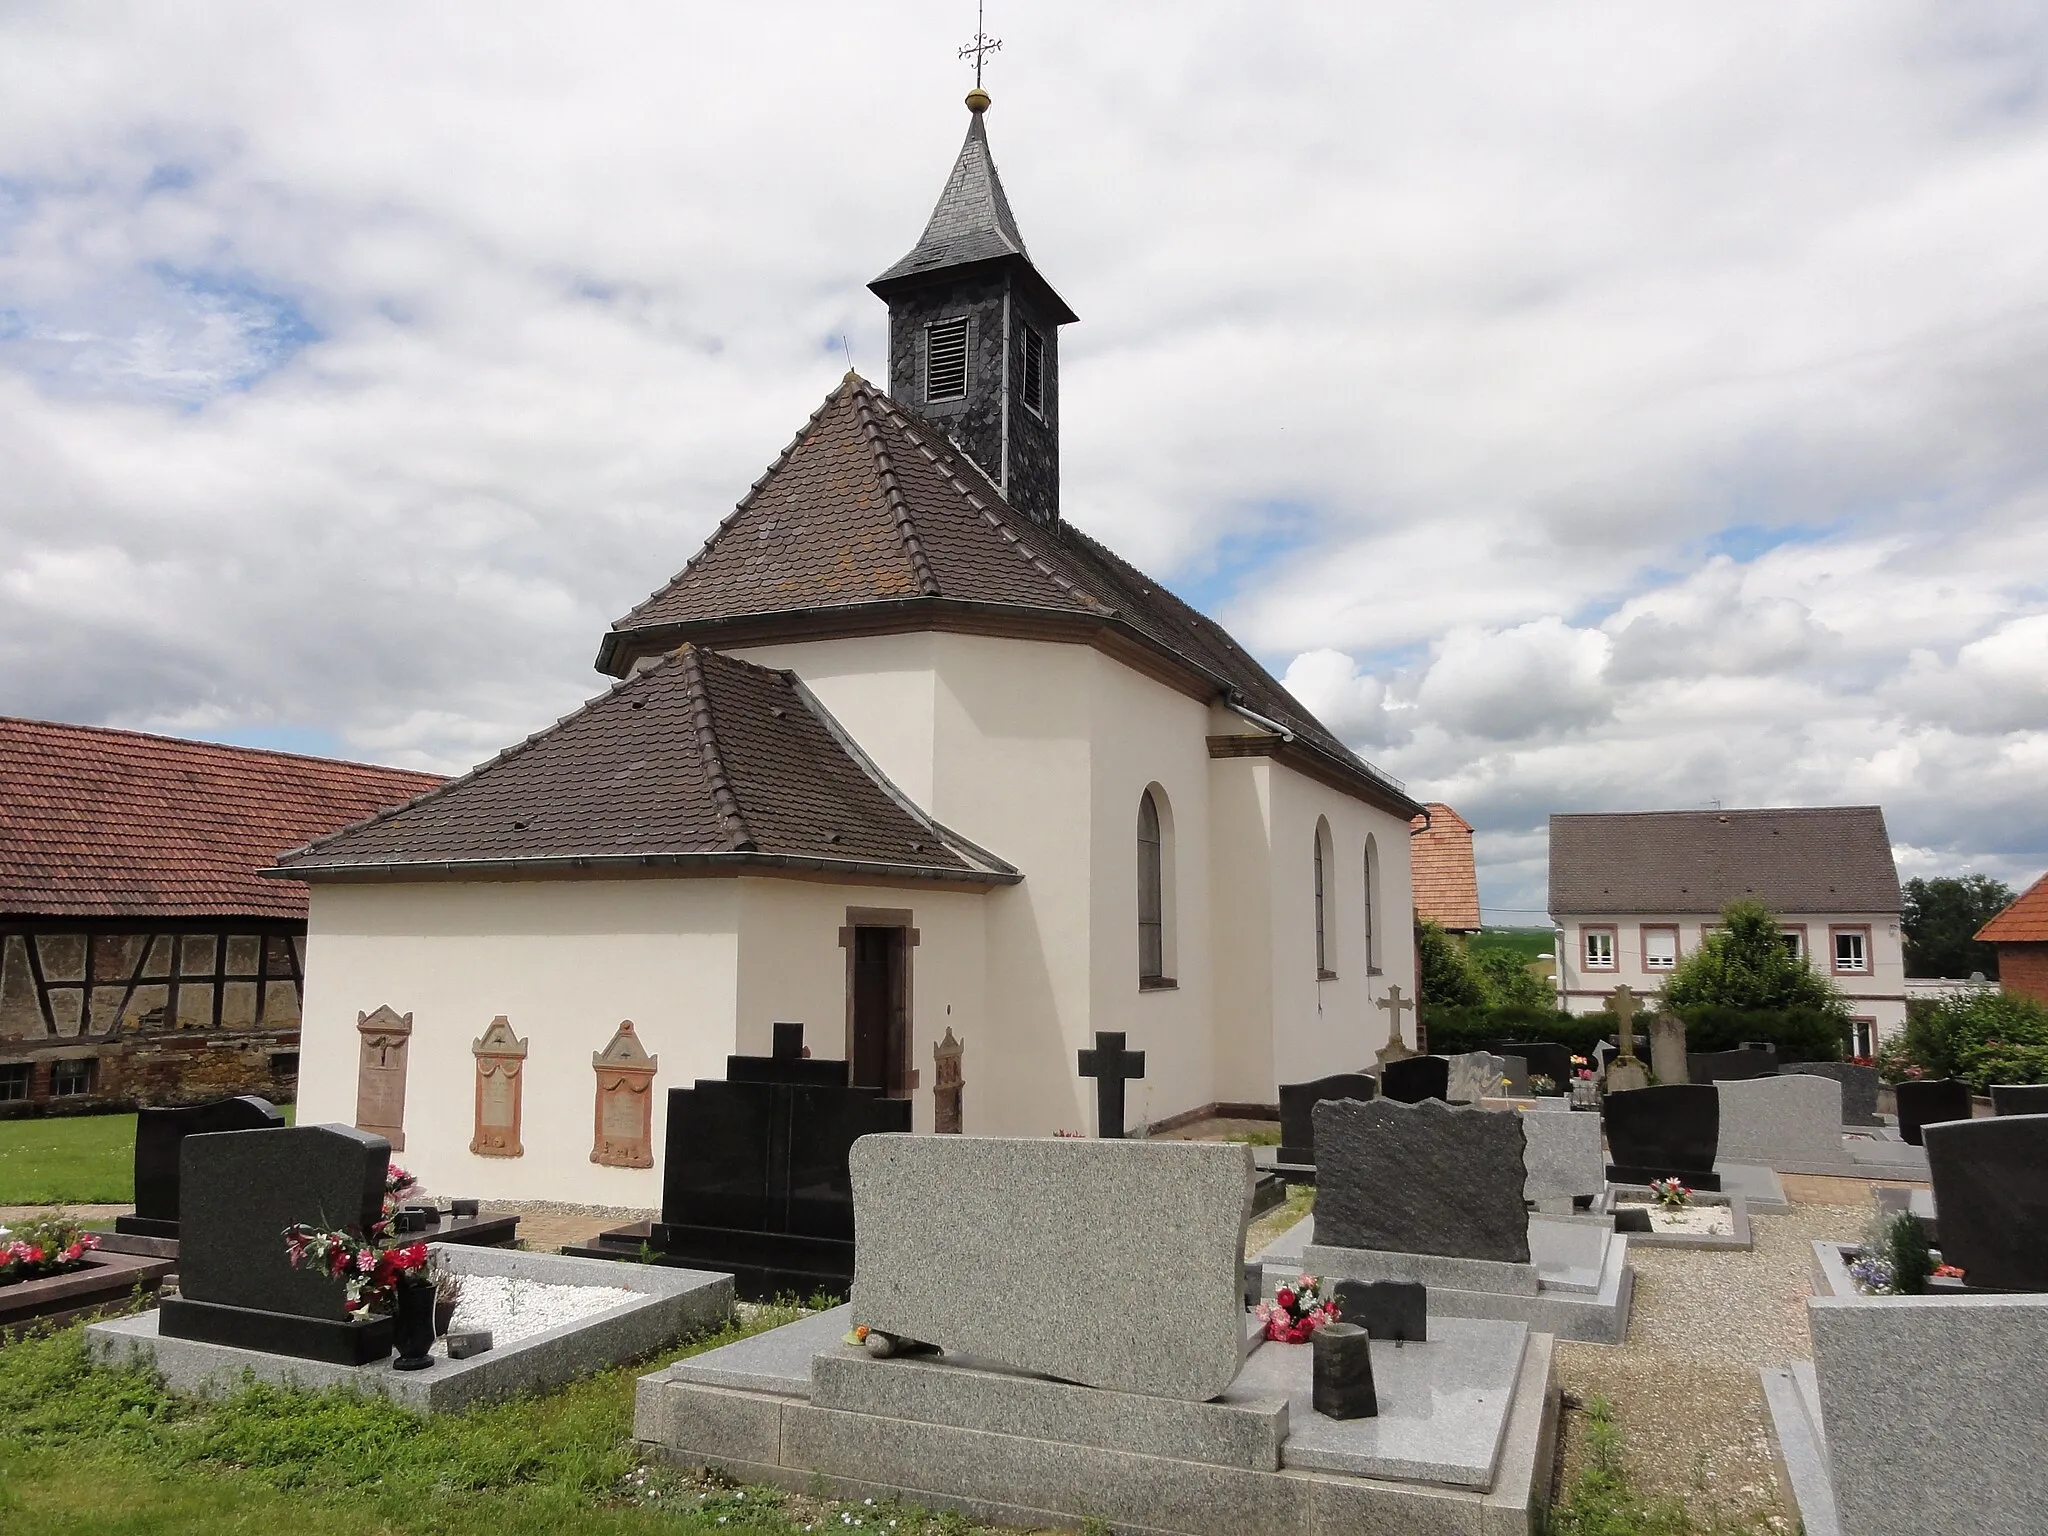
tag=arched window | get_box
[1363,834,1381,974]
[1314,817,1335,979]
[1138,788,1172,985]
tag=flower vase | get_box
[392,1278,438,1371]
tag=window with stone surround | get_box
[1583,926,1616,970]
[1314,818,1336,979]
[1137,787,1171,986]
[1363,834,1382,974]
[926,317,969,402]
[1642,925,1679,971]
[1833,926,1870,974]
[49,1057,95,1097]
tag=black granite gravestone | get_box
[1277,1073,1378,1166]
[1314,1098,1531,1262]
[1895,1077,1975,1147]
[1603,1083,1722,1191]
[1782,1062,1883,1126]
[1923,1114,2048,1292]
[158,1122,394,1364]
[641,1024,910,1300]
[1378,1055,1450,1105]
[1686,1045,1779,1083]
[116,1095,284,1239]
[1077,1031,1146,1138]
[1483,1041,1575,1089]
[1332,1278,1427,1342]
[1990,1084,2048,1117]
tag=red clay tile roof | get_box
[276,645,1017,885]
[1978,871,2048,944]
[0,718,442,920]
[1548,806,1902,916]
[1410,802,1481,931]
[599,375,1417,818]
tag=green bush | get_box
[1422,1005,1606,1057]
[1470,946,1557,1009]
[1672,1006,1844,1064]
[1417,920,1488,1009]
[1661,900,1850,1020]
[1889,990,2048,1088]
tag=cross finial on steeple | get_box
[959,0,1000,106]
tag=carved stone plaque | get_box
[355,1006,413,1151]
[932,1027,964,1134]
[591,1020,658,1168]
[471,1015,528,1158]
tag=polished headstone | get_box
[1923,1114,2048,1292]
[1688,1044,1779,1083]
[1276,1073,1377,1165]
[1314,1097,1531,1263]
[1990,1084,2048,1117]
[1446,1051,1510,1105]
[1077,1031,1146,1139]
[724,1021,848,1086]
[1519,1107,1606,1213]
[1717,1074,1847,1172]
[1603,1083,1722,1190]
[1894,1077,1975,1147]
[116,1094,284,1238]
[1782,1061,1881,1126]
[850,1136,1253,1401]
[1377,1054,1449,1105]
[1331,1278,1427,1342]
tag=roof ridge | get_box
[0,715,439,782]
[850,381,941,598]
[675,644,757,853]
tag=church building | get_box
[282,92,1425,1205]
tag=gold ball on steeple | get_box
[965,87,991,114]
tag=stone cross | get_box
[1375,985,1415,1048]
[932,1027,964,1135]
[1609,986,1644,1057]
[1077,1030,1146,1139]
[1605,986,1650,1093]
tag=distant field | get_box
[1465,927,1553,964]
[0,1103,295,1206]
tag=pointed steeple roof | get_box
[870,97,1076,323]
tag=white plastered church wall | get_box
[296,878,741,1206]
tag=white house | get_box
[278,94,1424,1207]
[1547,806,1907,1054]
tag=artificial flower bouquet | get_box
[1649,1177,1691,1211]
[0,1212,99,1286]
[1256,1275,1339,1343]
[283,1223,430,1314]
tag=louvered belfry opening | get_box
[925,317,970,402]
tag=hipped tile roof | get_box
[1410,802,1481,931]
[0,718,441,919]
[602,375,1415,816]
[276,645,1016,884]
[1977,870,2048,944]
[1548,806,1902,917]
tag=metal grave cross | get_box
[1077,1030,1146,1139]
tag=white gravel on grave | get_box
[1616,1200,1735,1237]
[434,1275,637,1354]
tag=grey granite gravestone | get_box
[158,1122,394,1364]
[1312,1098,1530,1263]
[1498,1055,1532,1096]
[1648,1016,1688,1085]
[1923,1114,2048,1292]
[1716,1074,1848,1173]
[1519,1109,1605,1214]
[1782,1061,1881,1126]
[850,1136,1254,1401]
[1990,1084,2048,1117]
[1446,1051,1509,1105]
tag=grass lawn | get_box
[0,1105,296,1206]
[1466,926,1555,966]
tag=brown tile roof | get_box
[1548,806,1902,917]
[276,645,1017,886]
[1410,802,1481,931]
[0,718,441,920]
[601,375,1417,818]
[1978,871,2048,944]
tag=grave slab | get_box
[1712,1162,1790,1215]
[1598,1189,1753,1251]
[1922,1113,2048,1291]
[1314,1098,1530,1263]
[1759,1363,1840,1536]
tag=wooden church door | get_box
[849,924,909,1096]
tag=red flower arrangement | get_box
[1255,1274,1340,1343]
[281,1161,431,1314]
[0,1214,99,1287]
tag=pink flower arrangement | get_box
[1255,1274,1339,1344]
[0,1214,99,1286]
[282,1159,433,1314]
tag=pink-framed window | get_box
[1640,924,1680,971]
[1582,926,1617,970]
[1831,925,1871,975]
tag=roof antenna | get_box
[839,333,856,380]
[959,0,1000,110]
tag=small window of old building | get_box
[1021,326,1045,416]
[1138,789,1167,984]
[1834,929,1868,973]
[0,1063,30,1101]
[1643,927,1678,971]
[50,1057,96,1097]
[1583,928,1616,970]
[926,317,970,402]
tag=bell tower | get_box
[868,90,1076,524]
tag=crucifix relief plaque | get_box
[470,1015,529,1158]
[355,1006,412,1151]
[591,1020,658,1169]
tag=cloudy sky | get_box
[3,3,2045,920]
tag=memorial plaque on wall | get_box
[591,1019,658,1168]
[470,1015,528,1158]
[354,1006,412,1151]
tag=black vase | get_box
[392,1279,437,1371]
[1311,1322,1377,1419]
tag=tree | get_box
[1901,875,2012,980]
[1416,919,1487,1009]
[1471,945,1556,1010]
[1660,899,1849,1020]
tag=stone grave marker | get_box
[1331,1278,1427,1342]
[1989,1084,2048,1117]
[1603,1083,1721,1190]
[354,1005,412,1150]
[1923,1114,2048,1291]
[1313,1097,1530,1262]
[1373,984,1417,1060]
[1077,1030,1146,1138]
[1895,1077,1974,1147]
[591,1019,659,1167]
[1447,1051,1509,1105]
[1687,1044,1779,1083]
[1378,1054,1449,1105]
[1603,988,1651,1093]
[470,1015,528,1158]
[1485,1041,1574,1090]
[1519,1108,1606,1214]
[931,1027,964,1133]
[650,1022,909,1298]
[115,1094,284,1239]
[1277,1072,1377,1165]
[158,1122,394,1363]
[1496,1055,1532,1097]
[1648,1014,1688,1085]
[1716,1074,1846,1172]
[850,1135,1253,1400]
[1784,1061,1881,1126]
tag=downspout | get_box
[1223,698,1295,742]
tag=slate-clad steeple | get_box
[870,91,1075,524]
